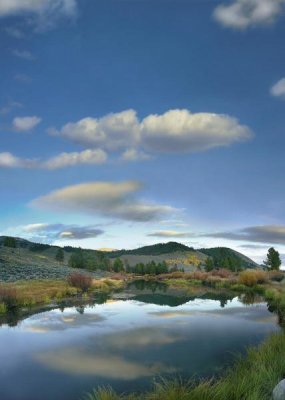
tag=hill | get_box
[198,247,258,269]
[0,236,259,282]
[108,242,194,257]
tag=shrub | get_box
[210,268,232,279]
[231,283,248,291]
[204,276,223,288]
[239,270,268,287]
[190,271,208,280]
[67,273,92,292]
[268,271,284,282]
[0,286,19,309]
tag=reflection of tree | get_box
[130,280,168,293]
[239,292,264,305]
[0,308,21,327]
[76,305,85,314]
[220,299,228,308]
[267,301,285,329]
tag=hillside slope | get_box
[0,237,259,282]
[199,247,258,269]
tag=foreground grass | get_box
[85,333,285,400]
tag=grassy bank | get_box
[85,332,285,400]
[0,277,125,316]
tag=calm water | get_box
[0,284,280,400]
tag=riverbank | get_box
[85,331,285,400]
[0,277,125,317]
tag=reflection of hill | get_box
[133,293,193,307]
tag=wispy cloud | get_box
[13,116,41,131]
[4,26,25,39]
[0,100,23,115]
[120,148,151,162]
[12,49,35,61]
[22,223,104,241]
[0,0,78,32]
[213,0,285,30]
[14,73,32,83]
[201,225,285,245]
[0,149,107,170]
[31,181,177,222]
[51,108,252,154]
[147,230,192,238]
[270,78,285,98]
[0,152,36,168]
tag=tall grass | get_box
[85,333,285,400]
[238,270,268,287]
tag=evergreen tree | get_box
[264,247,281,270]
[55,248,64,262]
[113,258,124,272]
[3,237,16,248]
[205,257,214,272]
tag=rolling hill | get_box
[0,236,259,282]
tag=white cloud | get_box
[270,78,285,98]
[214,0,285,29]
[0,152,35,168]
[43,149,107,169]
[52,108,252,154]
[51,109,140,151]
[0,149,107,170]
[147,230,192,238]
[12,49,35,60]
[0,0,77,31]
[120,148,151,162]
[13,116,41,131]
[31,181,177,222]
[140,109,251,153]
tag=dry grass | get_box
[239,270,268,287]
[68,273,93,292]
[0,280,78,307]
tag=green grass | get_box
[85,333,285,400]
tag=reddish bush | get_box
[0,286,19,308]
[67,273,93,292]
[190,271,208,281]
[210,269,232,279]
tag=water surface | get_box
[0,285,280,400]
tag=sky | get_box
[1,0,285,265]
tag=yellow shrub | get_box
[239,270,267,287]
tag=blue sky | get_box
[1,0,285,264]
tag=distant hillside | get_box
[0,236,259,282]
[109,242,194,257]
[199,247,258,269]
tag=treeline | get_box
[205,256,243,272]
[109,241,193,257]
[68,249,170,275]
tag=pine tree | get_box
[55,248,64,262]
[205,257,214,272]
[264,247,281,270]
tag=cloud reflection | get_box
[35,349,176,380]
